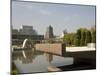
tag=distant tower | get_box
[44,25,54,39]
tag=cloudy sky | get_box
[12,1,96,35]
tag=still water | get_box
[14,53,73,73]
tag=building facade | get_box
[19,25,37,35]
[44,25,54,39]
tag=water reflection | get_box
[14,51,73,73]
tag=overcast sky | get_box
[12,1,96,35]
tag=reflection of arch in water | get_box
[12,38,37,63]
[21,38,34,59]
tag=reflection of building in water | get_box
[44,25,54,39]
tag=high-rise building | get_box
[44,25,54,39]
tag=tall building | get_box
[44,25,54,39]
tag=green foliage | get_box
[80,29,86,46]
[85,30,92,44]
[92,30,96,43]
[63,34,70,45]
[90,26,96,43]
[74,29,82,46]
[74,28,92,46]
[77,29,81,40]
[74,35,80,46]
[63,33,75,46]
[63,27,96,46]
[11,62,19,75]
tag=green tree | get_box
[74,29,81,46]
[63,34,71,46]
[80,29,86,46]
[74,35,80,46]
[63,33,76,46]
[85,30,92,45]
[69,33,76,46]
[91,25,96,43]
[92,30,96,43]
